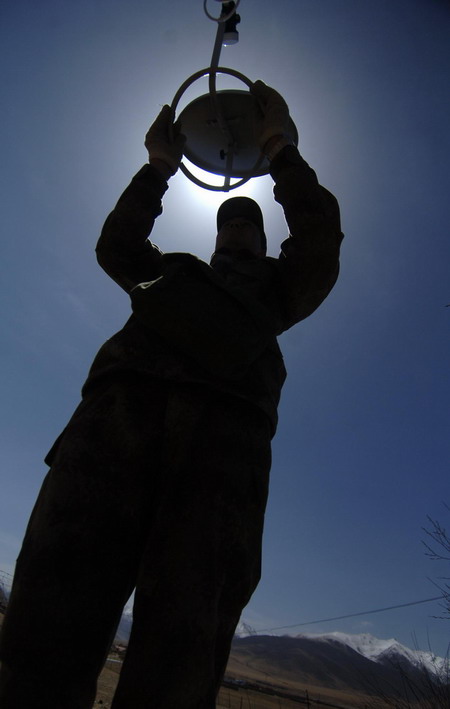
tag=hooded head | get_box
[215,197,267,258]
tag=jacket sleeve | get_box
[95,164,169,293]
[270,147,344,329]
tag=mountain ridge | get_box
[116,610,449,703]
[116,609,447,676]
[227,633,449,705]
[300,630,448,675]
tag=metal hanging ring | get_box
[170,66,266,192]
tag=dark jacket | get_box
[83,147,343,435]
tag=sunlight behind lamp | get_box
[172,0,296,191]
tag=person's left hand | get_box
[145,105,186,176]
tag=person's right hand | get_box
[145,105,186,176]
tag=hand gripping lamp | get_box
[170,0,298,192]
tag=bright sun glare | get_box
[181,157,267,209]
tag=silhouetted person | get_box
[0,81,343,708]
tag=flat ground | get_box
[96,655,391,709]
[95,658,309,708]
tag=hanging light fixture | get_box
[170,1,298,192]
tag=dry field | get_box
[95,657,310,708]
[95,654,390,709]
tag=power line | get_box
[256,596,444,633]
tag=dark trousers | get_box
[0,378,271,708]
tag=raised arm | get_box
[271,147,343,327]
[96,106,186,293]
[251,80,344,329]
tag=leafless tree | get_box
[423,503,450,621]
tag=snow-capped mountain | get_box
[233,623,448,677]
[229,633,449,704]
[113,615,448,703]
[117,611,447,678]
[300,631,448,676]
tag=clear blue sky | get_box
[1,0,449,658]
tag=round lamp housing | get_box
[178,89,298,178]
